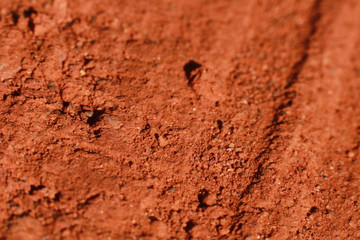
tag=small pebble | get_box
[84,111,93,118]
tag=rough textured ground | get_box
[1,0,360,239]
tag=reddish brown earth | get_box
[1,0,360,239]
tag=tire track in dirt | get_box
[227,0,325,236]
[230,0,360,238]
[235,0,323,205]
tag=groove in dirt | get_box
[230,0,324,232]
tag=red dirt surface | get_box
[1,0,360,239]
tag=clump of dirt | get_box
[1,0,360,239]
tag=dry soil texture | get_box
[1,0,360,239]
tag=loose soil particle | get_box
[1,0,360,239]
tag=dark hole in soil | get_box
[183,60,202,85]
[23,7,37,32]
[84,58,92,65]
[184,220,197,232]
[62,101,70,108]
[234,223,243,232]
[86,109,105,126]
[148,216,158,223]
[217,120,223,131]
[54,192,61,202]
[11,11,19,25]
[23,7,37,17]
[28,18,35,32]
[29,185,45,195]
[11,89,21,97]
[61,102,70,114]
[93,128,101,138]
[307,206,319,216]
[154,133,159,140]
[140,123,151,133]
[197,189,209,208]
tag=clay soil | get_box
[1,0,360,239]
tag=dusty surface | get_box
[1,0,360,239]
